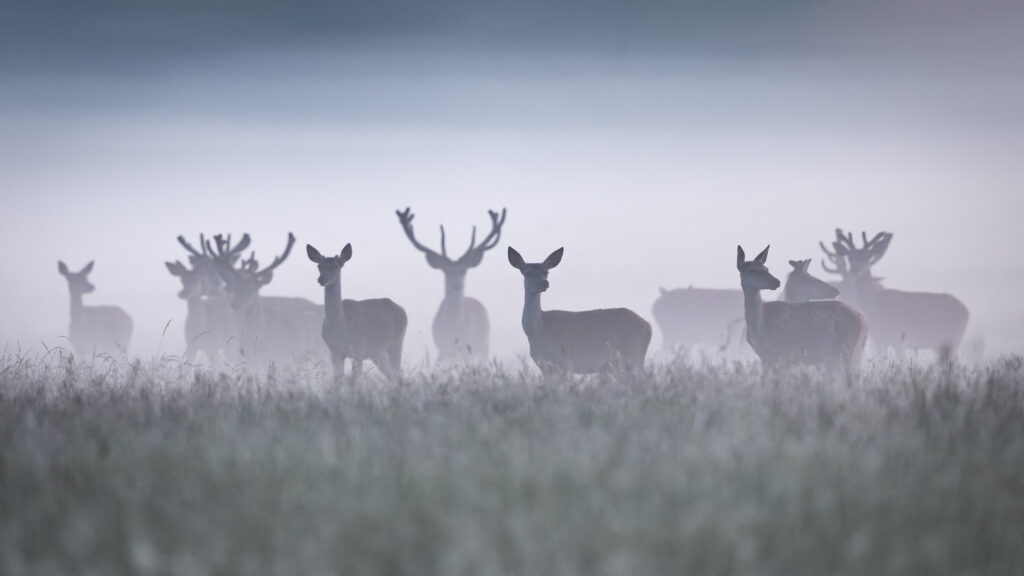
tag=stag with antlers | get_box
[396,207,507,361]
[824,229,969,356]
[206,232,325,363]
[165,233,244,362]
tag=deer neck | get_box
[742,285,765,344]
[324,280,345,325]
[443,275,466,304]
[851,272,880,311]
[69,290,84,323]
[522,290,544,341]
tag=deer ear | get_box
[457,249,485,268]
[543,248,563,269]
[425,252,448,270]
[788,260,800,270]
[339,243,352,263]
[58,261,69,276]
[507,247,525,270]
[165,261,182,276]
[736,246,745,270]
[257,271,274,286]
[802,259,811,272]
[82,261,95,275]
[754,246,770,265]
[306,244,323,263]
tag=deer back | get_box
[751,300,866,367]
[323,298,408,360]
[857,286,968,351]
[533,307,651,373]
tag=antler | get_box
[396,207,507,265]
[177,234,208,259]
[251,233,295,277]
[457,208,507,262]
[396,207,446,260]
[204,233,252,263]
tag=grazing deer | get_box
[736,246,866,369]
[165,233,240,362]
[57,261,133,356]
[395,207,506,361]
[306,243,407,381]
[827,229,969,355]
[508,247,651,375]
[651,287,745,354]
[207,233,325,363]
[783,259,840,303]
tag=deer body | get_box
[850,275,968,353]
[308,243,407,380]
[208,232,327,363]
[651,287,744,352]
[826,230,969,355]
[738,247,865,369]
[59,261,133,355]
[510,247,651,375]
[433,295,489,359]
[396,207,506,361]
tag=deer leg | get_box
[349,358,364,386]
[331,353,347,384]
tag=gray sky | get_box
[2,1,1022,360]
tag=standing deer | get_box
[736,246,866,369]
[306,243,407,381]
[783,259,841,303]
[165,233,240,362]
[207,233,325,363]
[57,261,133,356]
[826,229,969,355]
[508,247,651,375]
[395,207,506,361]
[651,287,745,354]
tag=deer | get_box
[207,233,325,363]
[508,247,651,375]
[395,207,507,361]
[57,261,133,356]
[826,229,969,356]
[306,243,407,382]
[651,287,745,355]
[783,259,841,303]
[165,233,241,362]
[736,245,866,369]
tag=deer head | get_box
[396,207,507,298]
[508,247,563,293]
[830,229,893,277]
[207,232,295,310]
[736,245,780,291]
[58,260,96,296]
[786,258,840,301]
[171,233,250,298]
[306,243,352,287]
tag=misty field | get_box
[1,354,1023,576]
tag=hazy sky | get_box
[2,1,1022,360]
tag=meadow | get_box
[1,351,1022,575]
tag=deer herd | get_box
[57,212,970,378]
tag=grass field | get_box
[2,352,1023,575]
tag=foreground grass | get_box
[1,355,1023,576]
